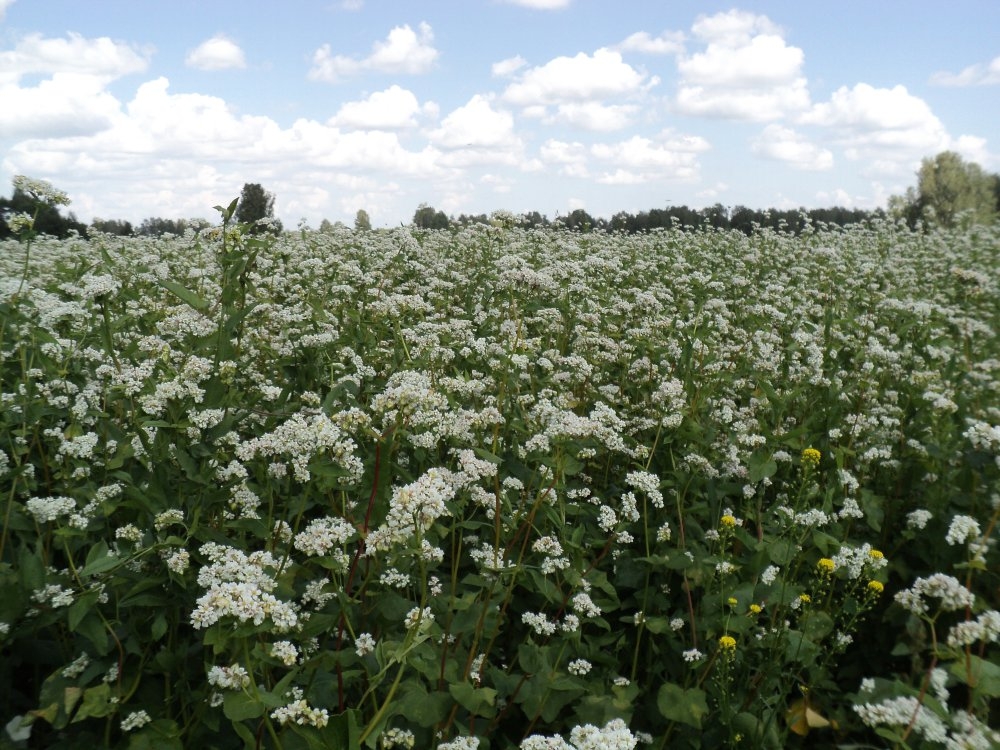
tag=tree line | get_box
[3,152,997,240]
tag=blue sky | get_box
[2,0,998,227]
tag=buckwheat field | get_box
[1,191,998,749]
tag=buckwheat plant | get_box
[1,183,998,748]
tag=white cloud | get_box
[0,73,122,138]
[674,10,809,121]
[617,30,685,56]
[428,95,519,150]
[503,48,653,106]
[185,34,246,71]
[0,32,147,137]
[492,55,527,77]
[499,0,572,8]
[0,0,15,21]
[309,22,438,82]
[590,131,709,183]
[930,55,1000,86]
[539,139,589,177]
[800,83,949,170]
[547,102,637,131]
[752,124,833,170]
[328,85,436,129]
[4,76,447,223]
[0,32,149,83]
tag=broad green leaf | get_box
[223,691,265,722]
[657,683,708,728]
[73,683,114,722]
[159,279,210,311]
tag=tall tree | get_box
[915,151,997,227]
[354,209,371,231]
[235,183,280,233]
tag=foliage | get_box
[412,204,450,229]
[354,210,372,232]
[236,183,282,235]
[1,183,999,749]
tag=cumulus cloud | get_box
[492,55,527,77]
[0,73,122,138]
[4,76,447,223]
[428,95,519,151]
[503,48,653,105]
[930,55,1000,86]
[616,30,685,56]
[0,32,148,137]
[185,34,246,71]
[800,83,949,171]
[539,130,708,184]
[674,10,809,121]
[0,31,149,82]
[545,102,637,131]
[752,124,833,170]
[309,22,438,82]
[328,85,437,129]
[0,0,15,21]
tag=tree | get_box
[235,183,281,233]
[913,151,997,227]
[412,204,449,229]
[354,209,371,231]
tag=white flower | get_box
[906,509,932,530]
[945,515,981,546]
[355,632,376,656]
[120,710,151,732]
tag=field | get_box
[1,205,998,749]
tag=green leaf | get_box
[951,654,1000,697]
[81,541,118,576]
[223,691,265,722]
[73,683,114,722]
[657,683,708,728]
[159,279,210,312]
[448,682,497,717]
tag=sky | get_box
[1,0,999,228]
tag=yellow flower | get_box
[868,549,885,561]
[748,603,763,615]
[727,597,738,608]
[801,448,821,467]
[867,580,884,595]
[719,635,737,651]
[720,514,737,529]
[817,558,835,574]
[798,593,812,604]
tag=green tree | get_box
[235,182,281,233]
[354,209,371,231]
[914,151,997,227]
[412,203,449,229]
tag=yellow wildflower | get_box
[727,597,738,608]
[719,635,737,651]
[817,558,835,574]
[868,549,885,561]
[798,593,812,604]
[748,603,763,615]
[867,580,884,595]
[720,514,737,529]
[801,448,821,467]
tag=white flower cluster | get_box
[625,470,663,508]
[894,574,976,615]
[854,696,947,744]
[831,543,887,580]
[24,496,76,523]
[236,411,363,483]
[437,736,479,750]
[120,710,151,732]
[293,516,354,558]
[269,689,328,728]
[367,468,455,553]
[945,514,981,546]
[521,718,638,750]
[946,609,1000,648]
[190,543,298,632]
[207,663,251,690]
